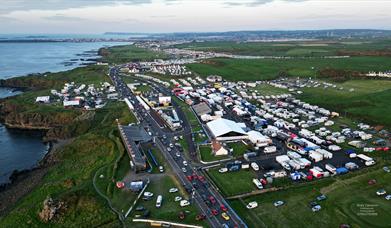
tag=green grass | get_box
[249,84,289,96]
[298,79,391,128]
[174,39,391,57]
[227,142,251,157]
[187,56,391,81]
[100,45,168,64]
[207,168,257,197]
[199,145,223,162]
[229,164,391,228]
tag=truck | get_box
[325,163,337,174]
[316,149,333,159]
[264,146,277,154]
[357,154,376,166]
[309,150,323,162]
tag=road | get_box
[109,67,247,228]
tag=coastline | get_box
[0,139,72,216]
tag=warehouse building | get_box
[206,118,248,141]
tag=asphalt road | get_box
[109,67,247,228]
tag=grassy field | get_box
[128,175,206,227]
[100,45,168,64]
[187,56,391,81]
[229,164,391,228]
[249,84,289,96]
[174,39,391,57]
[298,79,391,128]
[207,168,257,197]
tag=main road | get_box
[109,66,247,228]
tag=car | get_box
[169,143,174,148]
[316,194,327,201]
[167,147,172,152]
[195,214,206,221]
[385,195,391,200]
[246,201,258,209]
[383,166,390,173]
[180,199,190,207]
[209,196,216,204]
[221,212,230,221]
[211,209,219,216]
[186,175,193,181]
[312,205,322,212]
[178,211,185,220]
[274,200,285,207]
[159,166,164,173]
[220,204,228,212]
[222,224,229,228]
[174,196,182,202]
[309,201,318,207]
[219,168,228,173]
[182,167,187,173]
[169,188,178,193]
[175,152,181,157]
[143,192,154,198]
[368,179,377,185]
[183,161,188,166]
[135,206,145,211]
[376,189,387,196]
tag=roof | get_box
[121,125,152,143]
[206,118,246,138]
[247,130,270,141]
[192,102,212,116]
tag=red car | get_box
[211,209,219,216]
[209,196,216,204]
[198,175,206,182]
[186,175,193,181]
[383,147,389,151]
[220,204,228,212]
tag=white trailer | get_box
[309,151,323,162]
[276,155,290,165]
[287,151,301,159]
[288,160,301,170]
[357,154,376,166]
[316,149,333,159]
[298,158,312,168]
[325,163,337,174]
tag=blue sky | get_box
[0,0,390,33]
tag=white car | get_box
[274,200,285,207]
[180,199,190,207]
[246,201,258,209]
[312,205,321,212]
[219,168,228,173]
[169,188,178,193]
[175,152,181,157]
[143,192,154,198]
[183,161,188,166]
[182,167,187,173]
[376,189,387,196]
[174,196,183,202]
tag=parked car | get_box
[183,161,188,166]
[211,209,219,216]
[316,194,327,201]
[376,189,387,196]
[383,166,390,173]
[274,200,285,207]
[159,166,164,173]
[220,204,228,212]
[195,214,206,221]
[221,212,230,221]
[143,192,154,198]
[169,188,178,193]
[180,200,190,207]
[174,196,182,202]
[246,201,258,209]
[385,195,391,200]
[209,196,216,204]
[312,205,322,212]
[219,168,228,173]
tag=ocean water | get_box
[0,36,126,184]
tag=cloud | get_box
[225,0,307,7]
[43,14,88,22]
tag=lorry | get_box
[357,154,376,166]
[309,150,323,162]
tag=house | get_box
[211,140,228,156]
[206,118,248,141]
[35,96,50,104]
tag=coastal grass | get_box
[229,164,391,228]
[206,168,257,197]
[298,79,391,128]
[100,45,168,64]
[187,56,391,81]
[249,83,289,96]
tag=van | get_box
[264,146,277,154]
[156,195,163,208]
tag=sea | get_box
[0,34,130,184]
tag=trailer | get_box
[309,150,323,162]
[316,149,333,159]
[287,151,301,159]
[276,155,290,165]
[309,166,324,178]
[288,160,302,170]
[325,163,337,174]
[298,158,312,168]
[357,154,376,166]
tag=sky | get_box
[0,0,391,34]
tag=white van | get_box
[264,146,277,154]
[156,195,163,208]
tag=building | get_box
[206,118,248,141]
[247,130,272,147]
[192,102,212,117]
[118,125,152,172]
[211,140,228,156]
